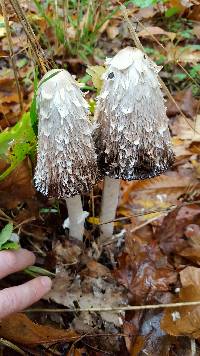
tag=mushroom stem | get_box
[100,176,120,238]
[65,195,87,241]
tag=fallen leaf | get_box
[135,7,156,20]
[188,4,200,21]
[106,24,119,39]
[138,26,176,41]
[161,267,200,338]
[171,137,192,161]
[166,88,198,118]
[179,224,200,264]
[47,270,127,327]
[53,239,82,266]
[170,115,200,141]
[180,266,200,287]
[166,44,200,64]
[0,158,35,209]
[193,25,200,39]
[0,313,78,345]
[157,205,200,256]
[114,232,177,304]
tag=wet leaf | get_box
[0,313,78,345]
[161,269,200,338]
[157,206,200,256]
[114,232,177,304]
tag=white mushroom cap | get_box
[34,69,99,198]
[94,47,175,180]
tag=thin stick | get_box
[26,300,200,313]
[94,199,200,226]
[9,0,49,73]
[1,0,23,112]
[0,338,26,355]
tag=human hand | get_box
[0,249,52,319]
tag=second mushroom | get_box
[94,47,175,239]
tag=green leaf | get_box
[165,7,180,17]
[0,223,13,248]
[38,70,61,88]
[173,73,187,81]
[86,65,105,93]
[24,266,55,278]
[1,242,20,250]
[0,112,36,181]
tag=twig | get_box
[9,0,50,73]
[26,300,200,313]
[97,199,200,226]
[0,338,25,355]
[1,0,23,112]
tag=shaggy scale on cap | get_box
[34,69,98,198]
[94,47,175,180]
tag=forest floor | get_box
[0,0,200,355]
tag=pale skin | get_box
[0,248,52,319]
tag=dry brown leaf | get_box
[0,313,78,345]
[171,137,192,160]
[188,4,200,21]
[180,266,200,287]
[0,159,35,209]
[166,88,198,118]
[170,115,200,141]
[67,347,87,356]
[161,267,200,338]
[166,44,200,64]
[47,267,127,327]
[157,205,200,256]
[178,224,200,264]
[80,260,112,279]
[138,26,176,41]
[135,7,156,20]
[114,232,177,304]
[193,25,200,39]
[106,24,119,39]
[53,239,82,266]
[120,172,196,223]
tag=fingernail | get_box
[40,276,52,289]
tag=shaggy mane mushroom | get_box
[94,47,175,238]
[34,69,99,241]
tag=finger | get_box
[0,276,52,319]
[0,249,36,279]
